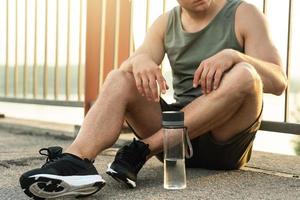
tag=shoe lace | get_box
[39,146,63,167]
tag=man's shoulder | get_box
[148,12,170,39]
[240,2,261,11]
[154,12,170,30]
[235,2,266,36]
[236,2,264,22]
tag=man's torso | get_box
[164,0,244,106]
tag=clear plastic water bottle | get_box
[163,111,187,190]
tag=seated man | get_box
[20,0,287,199]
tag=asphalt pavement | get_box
[0,128,300,200]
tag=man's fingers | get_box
[206,69,215,93]
[141,75,152,100]
[193,64,204,88]
[214,69,223,90]
[135,75,144,96]
[200,66,209,94]
[134,66,168,101]
[156,72,167,94]
[148,76,159,101]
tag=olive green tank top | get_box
[164,0,244,106]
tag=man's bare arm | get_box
[193,3,287,95]
[120,13,169,101]
[120,13,168,72]
[235,3,287,95]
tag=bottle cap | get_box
[162,111,184,127]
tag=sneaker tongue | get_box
[130,139,150,157]
[47,146,63,159]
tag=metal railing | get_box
[1,0,85,106]
[84,0,171,113]
[95,0,169,90]
[84,0,300,134]
[0,0,300,134]
[259,0,300,134]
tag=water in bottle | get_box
[164,158,186,189]
[162,111,187,190]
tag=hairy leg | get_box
[66,70,162,159]
[143,62,263,156]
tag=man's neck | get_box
[181,0,227,32]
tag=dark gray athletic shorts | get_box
[156,99,262,170]
[127,98,262,170]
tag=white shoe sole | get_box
[21,174,105,199]
[106,163,136,188]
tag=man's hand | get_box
[193,49,239,94]
[131,54,168,102]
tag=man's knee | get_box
[98,69,136,100]
[105,69,132,83]
[228,62,263,97]
[105,69,135,89]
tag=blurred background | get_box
[0,0,299,155]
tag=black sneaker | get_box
[19,146,105,200]
[106,138,150,188]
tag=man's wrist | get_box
[120,59,133,72]
[230,49,243,64]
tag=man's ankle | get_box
[65,146,95,161]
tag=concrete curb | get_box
[0,117,134,141]
[0,119,77,140]
[0,118,134,150]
